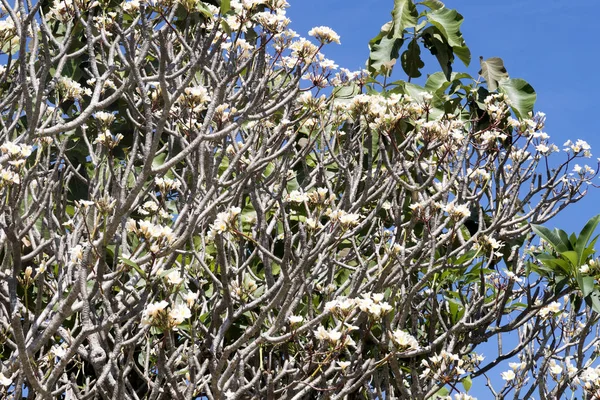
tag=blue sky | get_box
[288,1,600,397]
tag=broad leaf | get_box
[531,224,569,253]
[422,26,453,80]
[586,291,600,314]
[462,376,472,392]
[498,78,536,120]
[479,57,508,92]
[575,214,600,266]
[425,71,472,93]
[368,23,404,75]
[401,39,424,78]
[421,0,444,10]
[578,275,595,297]
[560,250,578,269]
[391,0,418,37]
[220,0,230,14]
[427,7,470,66]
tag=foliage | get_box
[0,0,598,399]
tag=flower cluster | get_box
[127,220,175,253]
[155,176,182,193]
[56,76,92,101]
[325,293,393,319]
[208,206,241,238]
[0,141,33,186]
[391,330,420,351]
[178,86,211,113]
[326,209,361,227]
[308,26,340,44]
[539,301,562,319]
[420,350,483,379]
[142,300,191,327]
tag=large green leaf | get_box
[425,71,472,93]
[427,7,470,66]
[531,224,569,253]
[220,0,230,14]
[401,39,424,78]
[586,291,600,314]
[578,275,596,297]
[498,78,536,120]
[422,26,453,80]
[421,0,444,10]
[367,23,404,75]
[575,214,600,266]
[391,0,418,37]
[479,57,509,92]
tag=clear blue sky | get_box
[288,1,600,397]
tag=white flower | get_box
[0,372,11,386]
[327,329,342,343]
[69,245,84,264]
[287,190,309,203]
[51,344,67,358]
[122,0,140,12]
[288,315,303,324]
[580,264,591,274]
[308,26,340,44]
[549,362,563,375]
[535,143,550,154]
[539,301,561,318]
[391,330,419,351]
[337,361,351,371]
[314,326,329,341]
[444,202,470,220]
[94,111,115,125]
[501,369,516,381]
[145,300,169,318]
[165,270,184,286]
[183,291,198,307]
[372,293,384,303]
[454,394,476,400]
[56,76,92,100]
[169,303,191,325]
[305,217,322,230]
[339,213,361,226]
[509,361,525,371]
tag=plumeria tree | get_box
[0,0,600,398]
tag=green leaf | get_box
[401,39,424,78]
[531,224,569,253]
[368,23,404,75]
[586,290,600,314]
[427,7,470,66]
[498,78,537,120]
[479,57,509,92]
[422,26,453,80]
[425,71,472,93]
[391,0,418,37]
[575,214,600,266]
[332,83,361,104]
[560,250,578,269]
[421,0,444,10]
[578,275,596,297]
[462,376,472,392]
[220,0,230,14]
[152,153,167,170]
[120,257,146,278]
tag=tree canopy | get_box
[0,0,599,399]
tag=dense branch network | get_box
[0,0,598,399]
